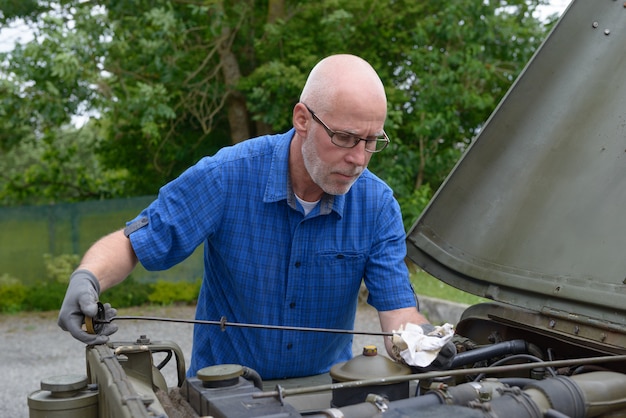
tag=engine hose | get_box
[242,366,263,390]
[568,371,626,417]
[328,394,444,418]
[513,376,585,418]
[359,379,510,414]
[481,387,544,418]
[498,377,536,389]
[473,354,558,382]
[327,382,494,417]
[380,391,444,411]
[481,372,626,418]
[346,391,540,418]
[383,404,487,418]
[326,371,626,418]
[451,339,529,368]
[544,409,572,418]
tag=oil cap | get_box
[197,364,244,388]
[362,345,378,356]
[28,375,98,418]
[41,375,88,398]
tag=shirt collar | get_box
[263,128,345,218]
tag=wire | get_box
[473,354,558,382]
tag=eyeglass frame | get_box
[302,103,390,153]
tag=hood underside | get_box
[406,0,626,327]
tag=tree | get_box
[0,121,128,205]
[0,1,126,203]
[0,0,550,223]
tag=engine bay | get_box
[64,305,626,418]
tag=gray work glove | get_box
[410,323,457,372]
[57,269,118,345]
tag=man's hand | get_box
[391,322,456,371]
[411,324,456,372]
[58,269,118,345]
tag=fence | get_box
[0,196,204,286]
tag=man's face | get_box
[301,110,377,196]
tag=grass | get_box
[410,269,488,306]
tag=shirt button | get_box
[290,302,296,309]
[287,343,293,350]
[294,261,301,268]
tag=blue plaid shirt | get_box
[128,129,416,379]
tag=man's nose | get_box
[345,141,369,166]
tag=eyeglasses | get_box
[303,104,390,153]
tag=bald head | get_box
[299,54,387,115]
[291,55,388,200]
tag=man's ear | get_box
[292,102,309,136]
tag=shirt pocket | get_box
[313,251,367,300]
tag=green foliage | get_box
[0,252,202,311]
[0,274,202,313]
[43,253,80,284]
[102,276,153,308]
[0,2,556,316]
[0,121,130,205]
[410,269,488,306]
[0,274,28,313]
[148,279,201,306]
[358,0,549,221]
[18,253,79,311]
[22,280,67,311]
[0,0,552,223]
[397,185,434,232]
[238,61,305,132]
[13,253,84,311]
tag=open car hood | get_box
[406,0,626,326]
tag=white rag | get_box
[391,323,455,367]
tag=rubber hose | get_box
[451,339,528,368]
[242,366,263,390]
[523,376,586,418]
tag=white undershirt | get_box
[295,194,320,215]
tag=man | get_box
[58,54,448,379]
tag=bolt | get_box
[549,320,556,328]
[592,21,599,28]
[136,334,151,344]
[604,29,611,36]
[574,326,580,335]
[479,387,492,402]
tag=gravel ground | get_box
[2,303,384,418]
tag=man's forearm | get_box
[379,306,429,359]
[77,229,138,292]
